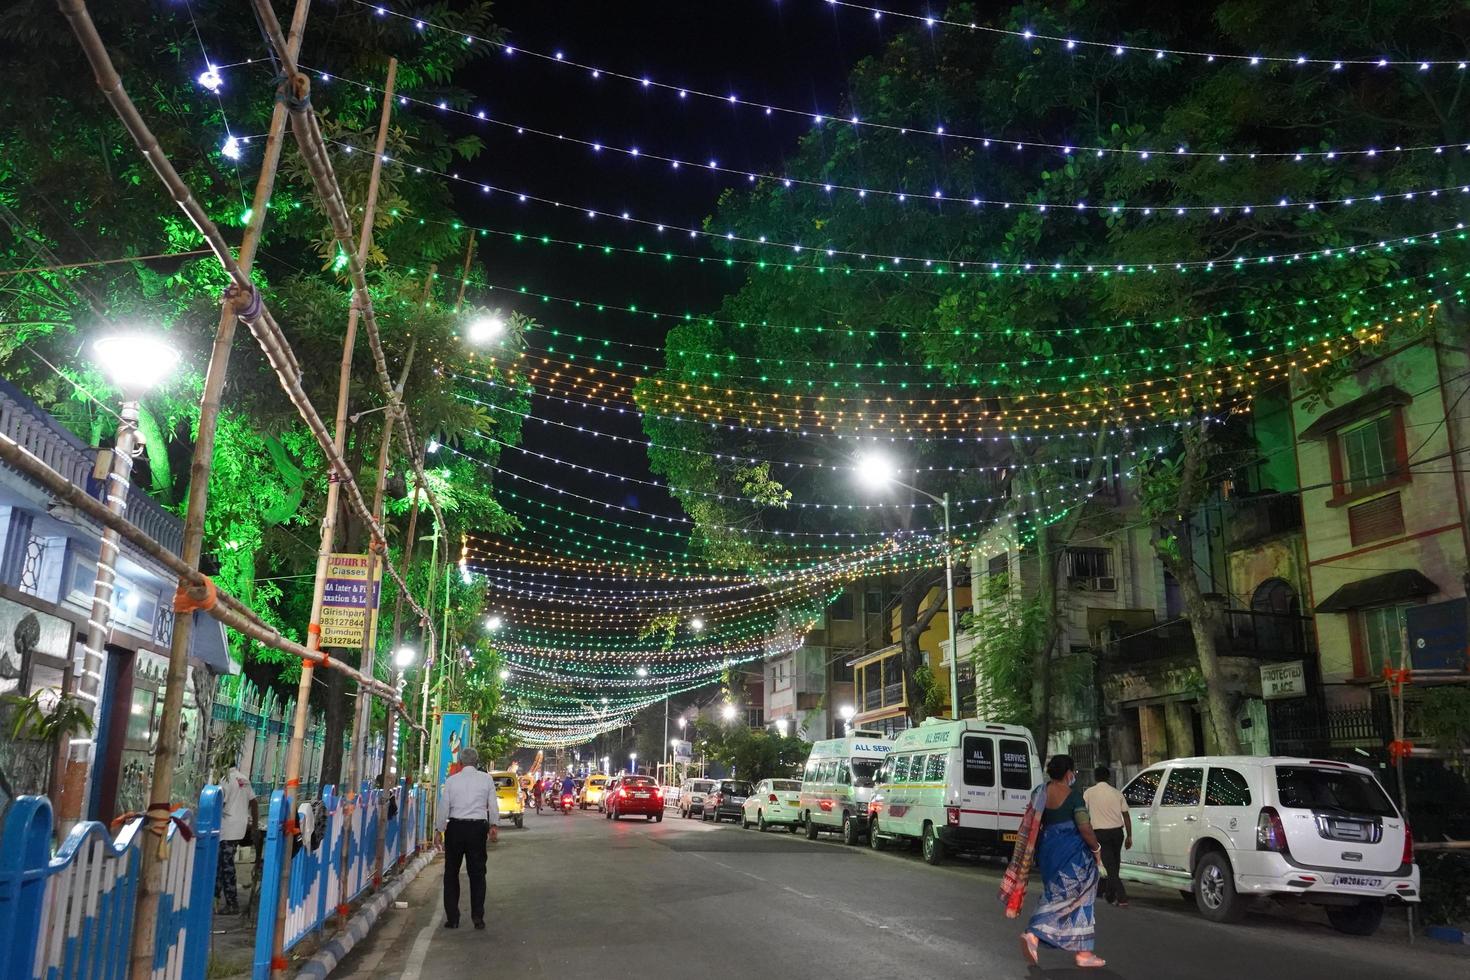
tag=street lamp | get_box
[775,719,789,738]
[678,717,687,731]
[485,614,504,632]
[722,704,736,722]
[855,450,961,722]
[498,668,510,682]
[690,616,705,632]
[629,752,637,774]
[393,646,417,669]
[839,703,855,734]
[636,666,649,678]
[465,312,506,345]
[82,332,178,796]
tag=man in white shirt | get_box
[216,763,258,914]
[1083,766,1132,907]
[435,746,499,929]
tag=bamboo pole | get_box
[272,55,398,974]
[453,234,475,312]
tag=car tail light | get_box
[1256,806,1289,853]
[819,799,833,811]
[618,788,628,799]
[946,806,960,827]
[769,793,779,803]
[867,800,881,816]
[653,788,662,798]
[1402,822,1414,866]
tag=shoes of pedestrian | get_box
[444,920,458,929]
[473,919,485,930]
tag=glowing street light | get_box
[466,312,506,345]
[775,719,789,737]
[485,615,504,632]
[93,332,181,399]
[839,704,856,721]
[636,666,649,678]
[498,668,511,681]
[722,704,736,721]
[854,450,898,490]
[678,717,687,731]
[690,616,705,632]
[393,646,417,669]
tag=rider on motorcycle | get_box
[560,773,576,806]
[532,777,545,811]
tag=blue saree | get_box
[1026,814,1099,951]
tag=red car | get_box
[605,774,664,822]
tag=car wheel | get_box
[869,818,886,851]
[1326,900,1385,936]
[843,815,860,846]
[656,814,663,823]
[1193,851,1246,923]
[805,813,819,840]
[758,813,767,832]
[921,822,945,865]
[514,814,524,829]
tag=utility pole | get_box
[128,3,313,977]
[272,56,397,979]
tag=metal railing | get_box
[0,786,220,980]
[1110,609,1313,663]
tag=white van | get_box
[798,732,894,844]
[869,719,1041,864]
[1117,756,1418,935]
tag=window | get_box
[830,591,854,620]
[1065,547,1113,579]
[881,655,903,704]
[772,780,801,792]
[987,554,1009,578]
[1160,767,1204,806]
[831,657,853,682]
[893,755,913,784]
[836,761,850,786]
[963,736,996,787]
[1275,766,1397,818]
[1123,768,1164,808]
[999,738,1033,790]
[805,758,820,781]
[1205,768,1252,807]
[818,760,837,784]
[850,759,881,787]
[1340,413,1398,494]
[924,753,947,783]
[771,659,791,689]
[864,591,883,616]
[1361,604,1409,677]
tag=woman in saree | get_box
[999,753,1105,968]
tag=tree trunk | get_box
[1161,530,1241,754]
[898,571,946,724]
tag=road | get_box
[331,804,1465,980]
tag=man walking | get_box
[216,760,258,915]
[1083,765,1131,907]
[436,746,498,929]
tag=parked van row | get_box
[714,716,1419,937]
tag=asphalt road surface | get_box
[330,805,1466,980]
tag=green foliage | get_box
[912,663,946,718]
[1419,852,1470,927]
[2,689,94,743]
[969,577,1048,727]
[697,721,811,783]
[1417,687,1470,757]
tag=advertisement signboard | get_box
[1406,598,1469,672]
[436,711,473,789]
[319,553,381,647]
[670,739,692,763]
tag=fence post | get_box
[181,785,222,980]
[0,797,55,980]
[251,792,288,980]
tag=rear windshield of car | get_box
[588,777,606,785]
[689,780,716,792]
[1275,766,1398,817]
[493,776,516,789]
[624,776,656,787]
[772,780,801,791]
[850,758,883,787]
[723,781,752,795]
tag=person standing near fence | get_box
[1083,765,1131,908]
[216,761,258,914]
[435,746,498,930]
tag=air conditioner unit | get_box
[1092,576,1117,592]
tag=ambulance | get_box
[868,718,1041,864]
[798,731,894,845]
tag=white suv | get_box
[1117,756,1418,935]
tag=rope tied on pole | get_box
[223,282,264,320]
[172,574,218,613]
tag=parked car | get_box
[868,719,1041,865]
[1116,756,1418,935]
[606,774,664,821]
[741,779,803,831]
[490,771,525,829]
[799,731,893,844]
[680,778,718,818]
[581,774,609,810]
[598,777,619,812]
[702,779,752,823]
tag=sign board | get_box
[319,553,381,648]
[436,712,473,790]
[1406,598,1469,672]
[1260,660,1307,700]
[670,739,693,763]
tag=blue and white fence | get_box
[251,780,425,980]
[0,786,221,980]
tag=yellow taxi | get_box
[491,771,525,828]
[580,773,610,811]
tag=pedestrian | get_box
[999,753,1105,969]
[1083,765,1131,907]
[216,760,258,915]
[435,745,499,930]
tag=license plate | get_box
[1003,832,1019,843]
[1331,874,1383,889]
[634,792,649,798]
[731,797,746,803]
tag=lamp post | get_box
[389,646,416,777]
[856,452,961,722]
[839,703,856,736]
[82,332,178,818]
[629,751,637,775]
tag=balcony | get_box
[1224,492,1303,550]
[1109,609,1313,664]
[0,378,183,557]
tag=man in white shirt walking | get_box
[1083,765,1132,907]
[435,746,499,929]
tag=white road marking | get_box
[399,917,438,980]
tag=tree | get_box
[696,722,811,784]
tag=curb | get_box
[293,850,437,980]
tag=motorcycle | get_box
[559,792,575,814]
